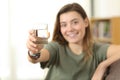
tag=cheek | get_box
[82,28,86,37]
[79,27,86,37]
[60,28,65,35]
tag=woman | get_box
[26,3,120,80]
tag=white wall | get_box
[0,0,91,80]
[0,0,11,79]
[94,0,120,18]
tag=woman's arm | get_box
[27,48,50,63]
[26,30,50,63]
[92,44,120,80]
[105,44,120,65]
[91,60,108,80]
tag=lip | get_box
[66,32,78,38]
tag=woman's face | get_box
[60,11,88,44]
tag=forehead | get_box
[60,11,82,22]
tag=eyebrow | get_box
[60,18,79,24]
[70,18,79,22]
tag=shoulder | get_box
[107,44,120,58]
[92,42,110,60]
[93,42,110,51]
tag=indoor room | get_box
[0,0,120,80]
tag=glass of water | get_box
[33,23,48,44]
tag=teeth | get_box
[67,32,77,37]
[69,34,75,37]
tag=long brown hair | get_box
[52,3,94,60]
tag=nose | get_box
[67,24,73,31]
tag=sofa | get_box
[105,59,120,80]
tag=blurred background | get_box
[0,0,120,80]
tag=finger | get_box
[37,44,44,50]
[29,34,38,45]
[26,41,38,53]
[26,37,44,53]
[29,29,36,36]
[26,35,37,49]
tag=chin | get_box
[68,41,79,44]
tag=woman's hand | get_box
[26,30,50,63]
[91,61,107,80]
[26,30,44,54]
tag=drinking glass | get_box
[33,23,48,44]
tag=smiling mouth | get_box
[67,32,78,38]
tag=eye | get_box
[60,23,67,27]
[72,20,79,25]
[75,20,79,24]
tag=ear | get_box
[84,18,89,28]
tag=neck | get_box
[68,43,83,55]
